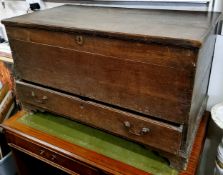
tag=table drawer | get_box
[16,81,183,154]
[6,131,100,175]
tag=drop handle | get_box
[51,155,56,161]
[123,121,150,136]
[31,91,48,104]
[39,150,45,155]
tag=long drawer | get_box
[7,27,196,124]
[16,81,183,154]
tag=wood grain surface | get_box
[6,26,197,71]
[16,80,183,154]
[2,5,221,48]
[11,38,193,124]
[2,5,218,171]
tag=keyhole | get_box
[76,35,84,45]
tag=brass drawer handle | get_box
[31,91,48,104]
[75,35,84,45]
[51,155,56,161]
[123,121,150,136]
[39,150,45,155]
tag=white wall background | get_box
[213,0,223,11]
[0,1,63,39]
[206,0,223,111]
[207,35,223,111]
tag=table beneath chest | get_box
[1,111,209,175]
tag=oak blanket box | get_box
[2,5,221,169]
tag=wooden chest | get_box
[2,5,221,169]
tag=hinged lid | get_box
[2,5,221,48]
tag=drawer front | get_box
[11,38,192,124]
[16,81,183,154]
[6,131,100,175]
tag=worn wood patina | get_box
[2,5,221,169]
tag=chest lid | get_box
[2,5,221,48]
